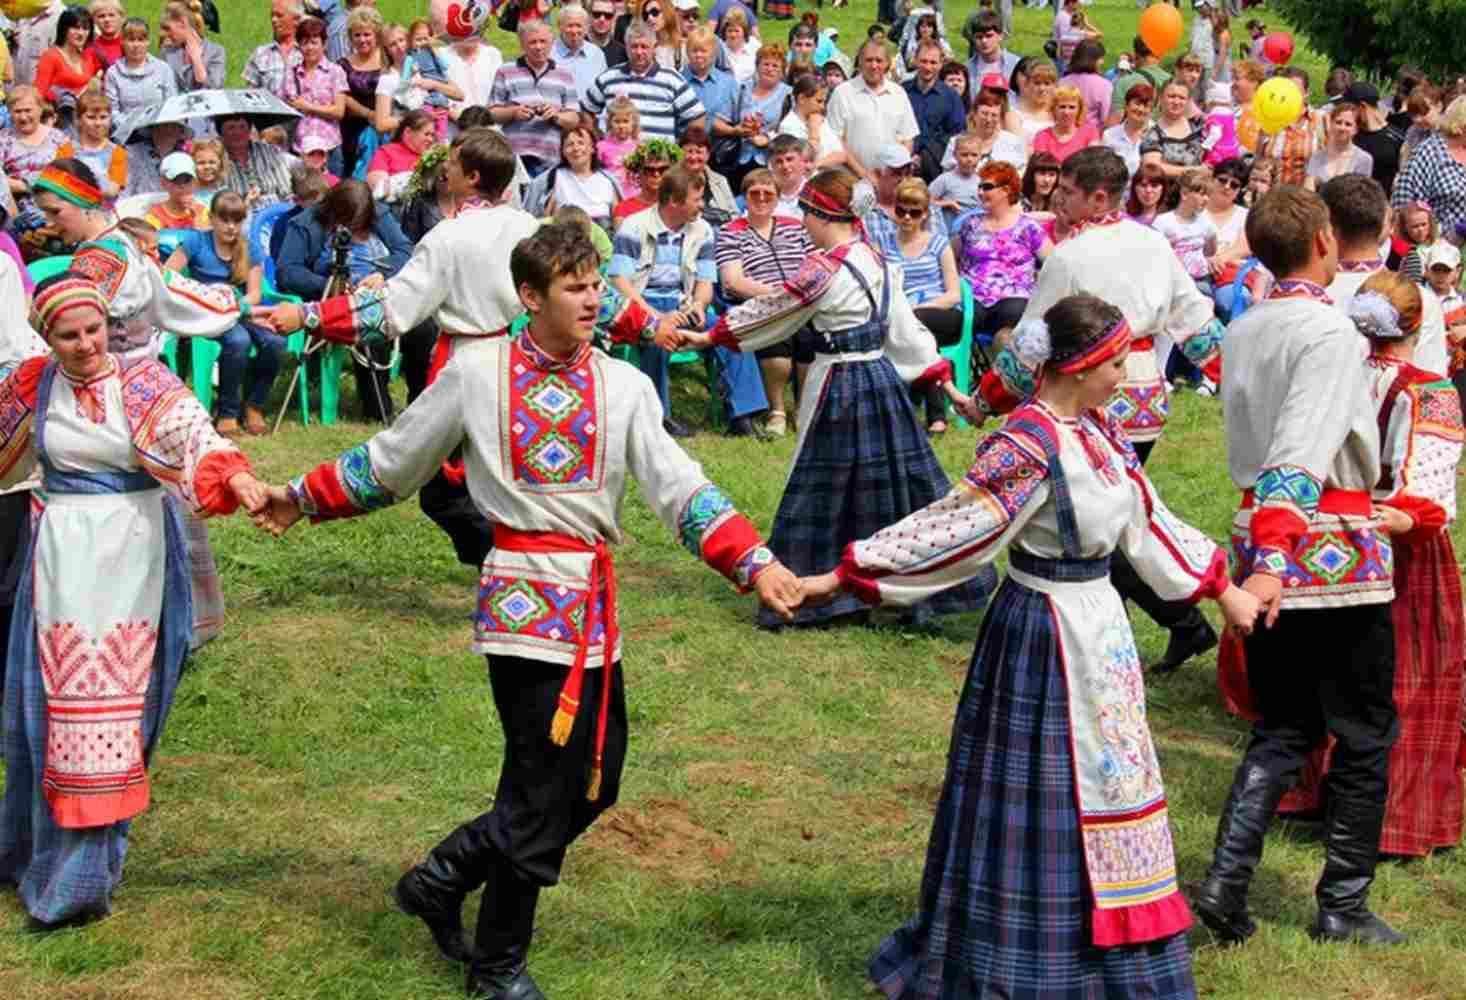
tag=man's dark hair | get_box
[1318,173,1389,246]
[510,222,600,295]
[451,127,518,199]
[1060,147,1129,203]
[1246,186,1332,277]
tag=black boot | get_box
[394,822,497,964]
[1194,761,1286,945]
[466,861,545,999]
[1309,793,1405,945]
[1149,616,1218,676]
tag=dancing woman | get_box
[693,167,992,627]
[802,294,1259,998]
[0,275,266,929]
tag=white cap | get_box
[1425,241,1461,271]
[671,0,699,11]
[299,134,335,155]
[160,151,196,181]
[875,144,913,171]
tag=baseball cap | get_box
[299,134,335,156]
[160,151,196,181]
[1425,242,1462,271]
[876,144,913,171]
[671,0,699,11]
[980,73,1008,92]
[1342,81,1380,106]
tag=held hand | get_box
[1217,583,1262,637]
[228,472,270,514]
[753,562,803,621]
[265,302,305,334]
[652,318,683,351]
[1240,572,1284,630]
[358,272,386,290]
[1375,504,1414,536]
[678,330,713,349]
[798,571,843,607]
[252,484,305,538]
[950,393,986,426]
[248,304,281,330]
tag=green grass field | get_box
[4,2,1462,998]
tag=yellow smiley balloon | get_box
[1252,77,1305,136]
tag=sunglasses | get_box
[747,189,777,200]
[679,8,698,16]
[591,9,614,17]
[1216,177,1242,189]
[893,205,926,219]
[978,182,1001,192]
[640,163,669,175]
[644,6,661,15]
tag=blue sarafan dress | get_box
[708,239,994,626]
[0,356,248,925]
[837,401,1229,999]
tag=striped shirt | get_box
[879,227,950,306]
[582,62,706,140]
[491,58,579,166]
[714,216,812,300]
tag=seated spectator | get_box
[767,132,809,217]
[859,143,918,249]
[283,17,348,159]
[269,164,330,261]
[598,96,642,197]
[1102,81,1153,179]
[1020,150,1060,213]
[87,0,126,69]
[955,160,1052,348]
[1125,160,1171,226]
[191,136,226,204]
[57,89,127,198]
[714,166,814,435]
[778,72,845,170]
[0,86,69,221]
[928,132,984,232]
[367,108,436,203]
[608,163,768,437]
[163,190,285,437]
[103,17,176,121]
[612,138,679,224]
[488,19,579,177]
[159,1,225,133]
[124,119,188,198]
[938,90,1026,174]
[242,0,303,99]
[881,176,963,433]
[522,121,622,230]
[34,7,101,114]
[218,112,296,209]
[679,123,737,223]
[145,151,211,230]
[1032,84,1099,164]
[299,134,342,185]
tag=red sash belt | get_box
[1239,487,1372,516]
[1130,335,1155,352]
[430,327,509,485]
[493,525,618,801]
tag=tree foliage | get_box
[1269,0,1466,80]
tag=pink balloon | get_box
[1262,31,1295,65]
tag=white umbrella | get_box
[112,89,301,145]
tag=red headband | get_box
[1049,316,1132,374]
[798,185,855,221]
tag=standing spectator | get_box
[123,119,188,197]
[1032,85,1098,164]
[87,0,125,69]
[57,90,127,197]
[103,18,176,120]
[1348,80,1409,194]
[1392,96,1466,248]
[1125,161,1171,226]
[283,17,347,159]
[963,10,1019,98]
[1254,66,1315,187]
[160,0,225,136]
[522,121,622,228]
[709,0,757,38]
[374,22,459,136]
[442,20,505,125]
[1230,59,1265,154]
[1052,0,1098,75]
[716,7,756,84]
[1058,38,1109,132]
[1103,80,1153,178]
[1189,0,1217,85]
[145,151,211,229]
[243,0,304,99]
[681,26,736,143]
[1107,35,1169,124]
[586,0,627,68]
[582,20,706,140]
[638,0,683,71]
[553,4,607,101]
[218,112,297,208]
[12,0,64,87]
[598,95,641,196]
[366,108,435,202]
[1140,80,1208,179]
[488,20,579,177]
[34,8,101,110]
[338,6,387,178]
[904,40,964,181]
[1010,57,1056,147]
[826,39,916,181]
[714,166,813,436]
[1153,166,1219,297]
[727,42,789,186]
[1306,102,1375,191]
[941,61,971,108]
[0,86,68,219]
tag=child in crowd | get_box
[1243,155,1274,207]
[1202,80,1240,165]
[1392,200,1445,280]
[145,151,210,230]
[300,134,342,186]
[259,124,295,153]
[822,60,847,89]
[163,190,284,436]
[598,97,641,199]
[1155,167,1219,298]
[57,89,128,198]
[399,18,453,137]
[928,132,984,232]
[191,137,226,204]
[1423,242,1466,399]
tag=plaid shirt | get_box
[242,41,303,98]
[1392,133,1466,243]
[1257,109,1317,187]
[221,140,296,209]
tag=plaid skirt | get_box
[1277,530,1465,855]
[757,354,995,627]
[0,495,191,924]
[869,577,1195,999]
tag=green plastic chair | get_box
[187,275,311,422]
[938,278,978,428]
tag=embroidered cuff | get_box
[294,444,396,521]
[1250,546,1289,578]
[733,545,776,589]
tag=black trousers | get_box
[419,467,493,567]
[1243,603,1397,803]
[453,654,628,888]
[400,319,438,405]
[1109,439,1210,634]
[353,340,394,422]
[914,306,965,424]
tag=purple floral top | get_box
[957,213,1048,307]
[283,59,348,153]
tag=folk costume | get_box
[0,278,253,927]
[975,211,1224,670]
[283,329,776,988]
[1200,279,1399,943]
[293,198,544,568]
[708,205,992,627]
[1327,256,1451,377]
[837,314,1226,999]
[1273,293,1466,856]
[55,166,250,650]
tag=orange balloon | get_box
[1137,3,1184,57]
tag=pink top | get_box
[1032,123,1100,164]
[1058,72,1113,132]
[597,136,639,199]
[283,59,348,153]
[367,141,421,177]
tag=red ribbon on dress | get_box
[73,380,107,424]
[492,525,619,801]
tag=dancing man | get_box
[976,147,1224,675]
[1197,187,1404,947]
[256,223,802,1000]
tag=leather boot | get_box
[1193,761,1286,945]
[1309,793,1405,946]
[465,860,545,999]
[1149,616,1218,676]
[394,821,497,964]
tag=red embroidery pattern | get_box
[69,243,128,301]
[501,342,603,492]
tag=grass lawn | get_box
[2,2,1458,998]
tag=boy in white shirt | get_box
[1423,241,1466,398]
